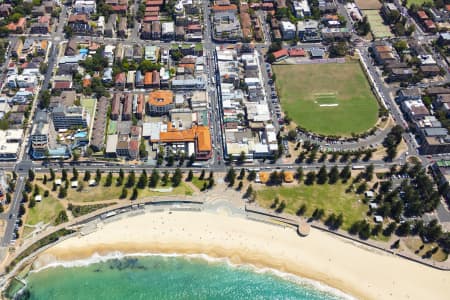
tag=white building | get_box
[292,0,311,18]
[74,0,97,14]
[280,21,296,40]
[0,129,23,160]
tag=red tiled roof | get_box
[272,49,288,59]
[53,81,72,89]
[288,48,305,57]
[212,4,237,12]
[417,10,428,19]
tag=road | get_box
[0,176,25,247]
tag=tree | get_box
[52,182,57,192]
[126,171,136,188]
[33,184,40,196]
[271,196,279,209]
[305,171,316,185]
[244,184,253,198]
[5,193,11,204]
[396,221,411,236]
[296,204,307,216]
[137,171,148,189]
[72,167,78,180]
[120,187,128,199]
[0,204,3,213]
[54,211,68,225]
[105,172,113,187]
[58,186,67,199]
[328,166,339,184]
[275,201,286,213]
[329,42,348,58]
[130,187,138,200]
[238,168,245,180]
[96,169,101,183]
[296,167,304,182]
[247,170,256,181]
[238,151,246,164]
[356,182,367,194]
[28,197,36,208]
[49,168,55,181]
[117,169,124,186]
[316,165,328,184]
[28,169,35,181]
[139,139,148,158]
[365,164,374,181]
[208,177,214,189]
[237,181,243,190]
[199,169,205,180]
[83,171,91,182]
[287,129,297,141]
[149,169,160,188]
[225,168,236,187]
[172,168,182,187]
[77,181,84,192]
[186,170,193,181]
[25,180,32,193]
[383,222,397,237]
[162,171,169,186]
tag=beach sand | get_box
[36,211,450,300]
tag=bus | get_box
[352,165,365,170]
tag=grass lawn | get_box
[42,175,193,203]
[191,177,209,190]
[403,237,448,262]
[256,182,368,230]
[273,62,379,136]
[25,195,65,226]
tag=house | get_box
[372,42,396,65]
[0,4,12,17]
[396,88,421,102]
[292,0,310,18]
[420,65,441,77]
[438,32,450,46]
[272,49,288,61]
[141,23,152,39]
[280,21,296,40]
[388,68,413,82]
[161,22,175,40]
[122,94,132,120]
[118,18,127,38]
[401,100,430,121]
[152,21,161,40]
[115,72,126,89]
[297,20,321,42]
[104,14,117,37]
[420,128,450,154]
[68,13,91,34]
[52,75,73,91]
[7,17,26,33]
[74,0,97,14]
[30,22,50,34]
[147,90,174,115]
[65,39,78,56]
[102,67,113,83]
[111,93,122,120]
[11,40,23,58]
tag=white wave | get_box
[31,251,356,300]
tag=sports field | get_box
[363,10,393,39]
[273,62,379,136]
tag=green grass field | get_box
[26,195,65,226]
[256,183,368,230]
[40,174,193,203]
[273,62,379,136]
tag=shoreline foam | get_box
[34,210,450,300]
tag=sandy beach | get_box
[35,210,450,300]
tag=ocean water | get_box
[22,254,353,300]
